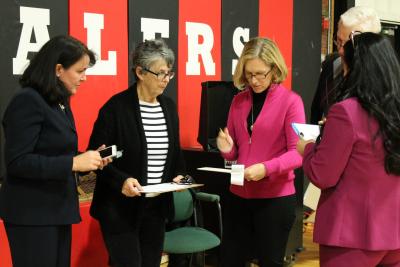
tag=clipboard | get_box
[139,183,204,194]
[291,123,320,141]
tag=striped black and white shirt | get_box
[140,100,169,185]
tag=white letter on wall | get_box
[141,18,169,41]
[13,6,50,75]
[84,13,117,75]
[232,27,249,75]
[186,22,215,76]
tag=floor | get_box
[293,223,319,267]
[161,223,319,267]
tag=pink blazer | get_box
[222,84,305,199]
[303,98,400,250]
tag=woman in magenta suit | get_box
[297,32,400,267]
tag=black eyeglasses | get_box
[245,69,272,81]
[349,30,362,48]
[143,68,175,80]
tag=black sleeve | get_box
[88,102,130,190]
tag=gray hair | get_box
[131,39,175,79]
[340,6,381,33]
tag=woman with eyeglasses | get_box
[216,37,305,267]
[87,39,186,267]
[297,33,400,267]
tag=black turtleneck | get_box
[247,89,268,134]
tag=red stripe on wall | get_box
[69,0,128,151]
[178,0,222,148]
[259,0,293,89]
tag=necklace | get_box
[249,88,269,135]
[250,104,254,132]
[59,103,65,111]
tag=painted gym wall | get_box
[0,0,321,178]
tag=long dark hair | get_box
[20,35,96,105]
[338,32,400,175]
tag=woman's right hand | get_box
[72,151,102,172]
[216,127,233,153]
[121,178,142,197]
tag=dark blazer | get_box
[0,88,80,225]
[88,84,185,233]
[310,53,342,124]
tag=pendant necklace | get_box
[250,104,254,132]
[249,88,269,144]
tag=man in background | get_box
[310,6,381,124]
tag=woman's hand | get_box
[121,178,142,197]
[72,151,102,172]
[172,175,184,183]
[318,117,327,126]
[244,163,267,181]
[216,127,234,153]
[296,138,315,156]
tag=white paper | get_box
[303,183,321,210]
[139,182,203,194]
[230,164,244,186]
[291,123,321,141]
[197,167,232,174]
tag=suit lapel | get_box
[64,105,77,133]
[55,104,76,133]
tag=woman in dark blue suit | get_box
[0,35,108,267]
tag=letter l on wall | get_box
[84,13,117,75]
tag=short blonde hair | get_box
[340,6,381,33]
[233,37,288,90]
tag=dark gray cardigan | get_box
[88,83,185,233]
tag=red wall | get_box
[1,0,294,151]
[178,0,222,149]
[69,0,129,150]
[66,0,294,150]
[259,0,293,89]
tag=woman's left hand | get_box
[244,163,267,181]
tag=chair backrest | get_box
[172,189,194,222]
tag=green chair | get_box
[164,189,222,266]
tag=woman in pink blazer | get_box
[217,37,305,267]
[297,32,400,267]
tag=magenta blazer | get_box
[222,84,305,199]
[303,98,400,250]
